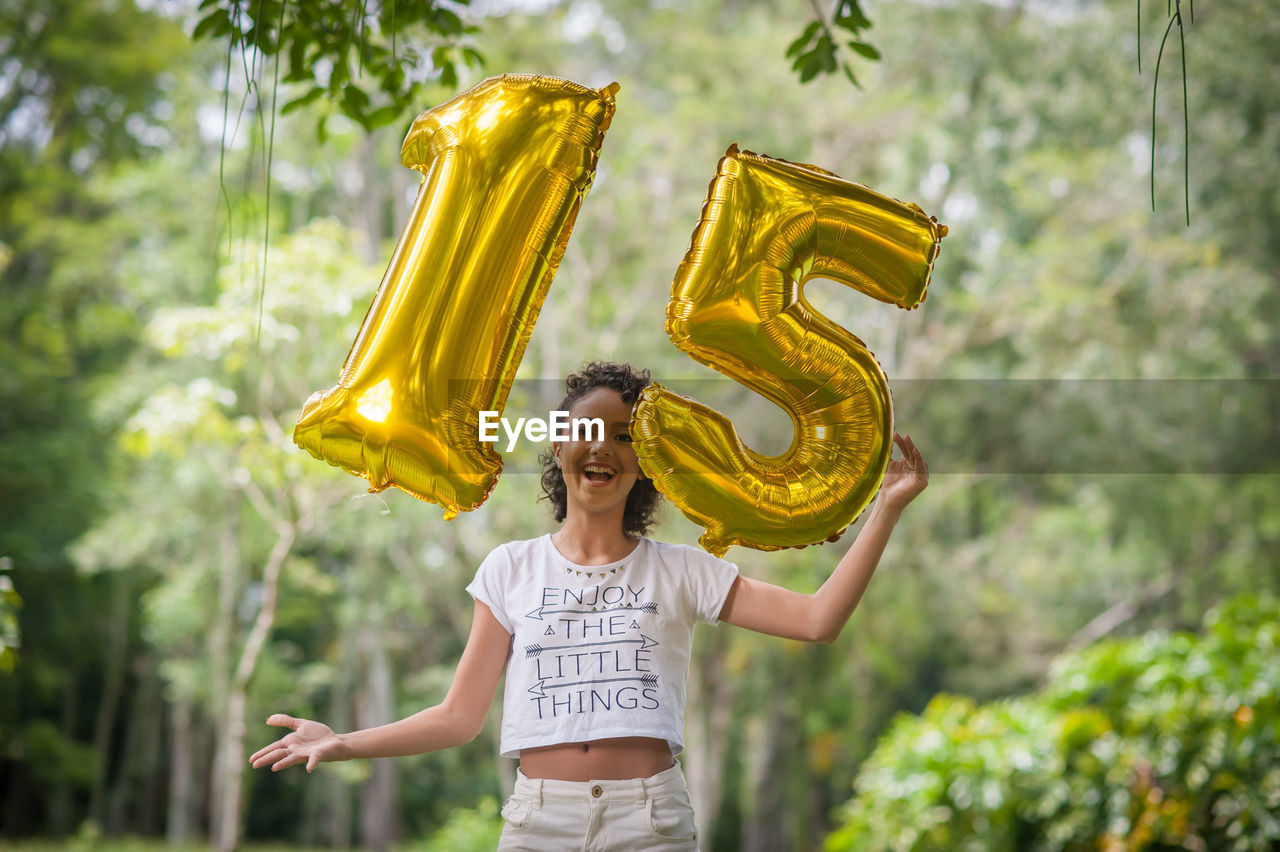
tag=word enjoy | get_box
[478,410,604,451]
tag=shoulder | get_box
[642,538,736,571]
[489,535,551,559]
[476,535,550,575]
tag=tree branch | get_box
[1065,581,1176,651]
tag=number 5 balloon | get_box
[293,75,618,519]
[631,145,945,556]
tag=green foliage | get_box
[189,0,877,139]
[787,0,879,87]
[0,561,19,671]
[409,797,504,852]
[825,596,1280,851]
[191,0,484,133]
[0,841,344,852]
[0,0,192,573]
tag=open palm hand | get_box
[249,714,349,773]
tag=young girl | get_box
[250,361,929,851]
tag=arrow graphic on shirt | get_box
[524,635,660,658]
[524,602,658,621]
[527,673,660,698]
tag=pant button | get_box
[591,785,603,798]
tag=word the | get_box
[478,410,603,451]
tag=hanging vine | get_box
[1142,0,1194,225]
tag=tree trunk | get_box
[742,695,789,852]
[208,524,239,841]
[167,694,195,845]
[107,653,158,834]
[49,675,77,836]
[90,571,130,831]
[357,602,398,851]
[355,132,387,265]
[323,689,353,848]
[686,630,733,850]
[213,526,295,852]
[135,662,167,836]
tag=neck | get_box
[554,511,636,565]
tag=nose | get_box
[588,430,610,455]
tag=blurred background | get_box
[1,0,1277,850]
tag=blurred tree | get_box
[0,0,189,580]
[75,221,386,850]
[0,0,193,837]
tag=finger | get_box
[267,713,300,730]
[911,442,927,472]
[306,753,319,773]
[250,739,289,763]
[899,435,920,466]
[272,751,309,772]
[252,747,289,769]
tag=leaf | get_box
[288,36,307,78]
[192,8,232,41]
[818,35,838,73]
[330,58,350,87]
[837,0,873,31]
[847,40,881,61]
[433,8,464,36]
[340,83,370,113]
[379,66,406,94]
[842,61,862,89]
[797,55,822,84]
[280,86,326,115]
[787,21,823,59]
[365,104,403,129]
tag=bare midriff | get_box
[518,736,675,781]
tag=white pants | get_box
[496,763,699,851]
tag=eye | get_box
[616,432,633,443]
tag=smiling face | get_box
[552,387,642,523]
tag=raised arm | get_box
[718,432,928,644]
[249,599,511,773]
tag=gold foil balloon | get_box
[632,145,945,555]
[294,75,618,518]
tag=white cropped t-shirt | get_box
[466,535,739,758]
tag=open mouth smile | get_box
[581,463,617,484]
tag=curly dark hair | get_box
[538,361,663,537]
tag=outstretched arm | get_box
[249,599,510,773]
[718,433,928,644]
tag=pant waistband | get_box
[513,763,686,805]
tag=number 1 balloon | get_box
[293,75,619,519]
